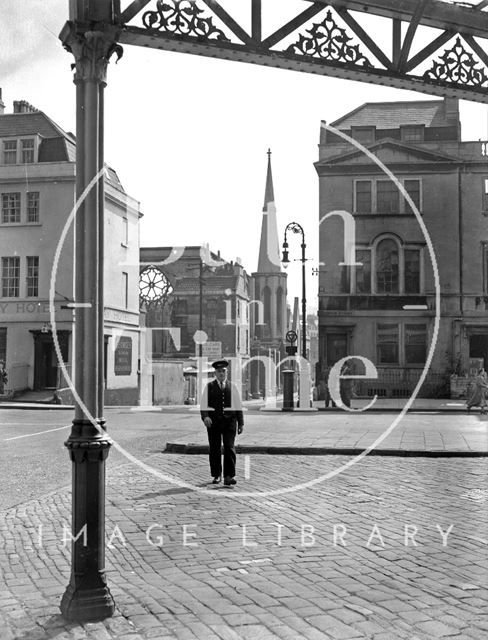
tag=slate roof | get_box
[0,111,69,139]
[0,111,75,164]
[38,137,70,162]
[331,100,449,129]
[0,110,123,190]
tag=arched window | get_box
[376,238,399,294]
[263,286,271,336]
[254,282,260,302]
[276,287,283,333]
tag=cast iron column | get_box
[59,14,122,622]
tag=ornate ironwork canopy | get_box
[101,0,488,102]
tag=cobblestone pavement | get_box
[1,452,488,639]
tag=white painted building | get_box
[0,93,141,403]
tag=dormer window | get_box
[3,140,17,164]
[1,137,37,164]
[21,139,34,163]
[351,126,375,144]
[401,125,424,143]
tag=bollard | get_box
[282,369,295,411]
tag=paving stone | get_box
[415,620,460,637]
[306,614,364,639]
[397,609,431,624]
[2,441,488,640]
[129,614,167,630]
[329,608,365,624]
[83,623,112,639]
[222,613,260,626]
[281,615,336,640]
[210,625,245,640]
[379,599,415,613]
[351,620,386,636]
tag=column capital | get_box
[60,22,123,84]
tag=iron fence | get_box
[353,368,448,399]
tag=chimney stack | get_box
[0,89,5,115]
[444,97,459,122]
[13,100,38,114]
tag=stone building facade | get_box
[0,94,141,403]
[139,245,251,403]
[316,97,488,398]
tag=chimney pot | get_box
[13,99,38,114]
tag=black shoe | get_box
[224,476,236,486]
[212,476,221,484]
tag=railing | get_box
[320,294,488,313]
[353,368,448,399]
[2,363,29,394]
[320,295,428,312]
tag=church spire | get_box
[257,149,281,273]
[263,148,274,211]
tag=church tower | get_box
[250,151,288,396]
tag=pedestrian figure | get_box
[323,367,336,408]
[0,360,7,395]
[466,368,488,413]
[340,362,353,409]
[201,359,244,486]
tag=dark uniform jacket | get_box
[201,379,244,426]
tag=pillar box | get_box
[282,369,295,411]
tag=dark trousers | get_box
[206,420,237,478]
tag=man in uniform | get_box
[201,359,244,486]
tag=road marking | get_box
[0,423,54,426]
[244,455,251,480]
[3,424,70,441]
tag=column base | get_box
[60,582,115,622]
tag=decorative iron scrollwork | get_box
[142,0,230,41]
[424,37,488,88]
[287,10,372,67]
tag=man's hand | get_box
[238,425,243,435]
[203,417,212,428]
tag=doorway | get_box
[469,333,488,369]
[41,341,58,388]
[31,330,70,390]
[326,332,348,367]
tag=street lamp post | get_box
[199,257,204,358]
[282,222,307,360]
[59,1,122,622]
[188,251,214,358]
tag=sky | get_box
[2,0,488,306]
